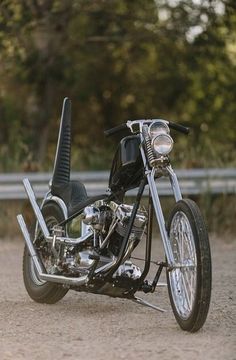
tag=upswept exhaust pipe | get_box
[17,214,88,287]
[22,178,92,246]
[22,178,50,239]
[17,214,44,276]
[17,178,89,287]
[18,178,116,286]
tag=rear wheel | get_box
[23,202,69,304]
[166,199,211,332]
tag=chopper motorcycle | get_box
[17,97,211,332]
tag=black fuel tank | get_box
[109,135,143,192]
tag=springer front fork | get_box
[140,147,182,268]
[146,167,182,268]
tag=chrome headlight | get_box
[149,121,170,138]
[152,133,173,155]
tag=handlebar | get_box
[104,120,190,137]
[104,123,128,137]
[168,121,190,135]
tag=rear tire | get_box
[166,199,211,332]
[23,202,69,304]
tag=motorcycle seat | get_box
[50,179,88,217]
[50,99,108,218]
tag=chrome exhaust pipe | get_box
[46,230,93,246]
[23,178,93,247]
[17,214,44,275]
[39,272,88,286]
[17,214,88,287]
[23,178,50,239]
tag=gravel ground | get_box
[0,234,235,360]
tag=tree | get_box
[0,0,235,171]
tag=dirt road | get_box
[0,235,235,360]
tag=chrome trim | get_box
[33,190,51,242]
[166,165,182,202]
[81,222,91,236]
[17,214,44,275]
[46,229,93,246]
[39,273,88,286]
[34,193,69,242]
[147,169,175,267]
[100,218,118,249]
[17,214,88,287]
[47,194,91,237]
[18,212,115,285]
[140,144,175,267]
[152,133,173,156]
[45,194,68,219]
[148,120,170,137]
[23,178,50,238]
[127,119,169,134]
[23,180,92,247]
[95,258,117,274]
[168,211,197,319]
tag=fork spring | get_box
[143,125,155,166]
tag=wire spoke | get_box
[168,211,197,319]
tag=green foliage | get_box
[0,0,235,171]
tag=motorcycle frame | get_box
[17,124,183,295]
[101,136,182,287]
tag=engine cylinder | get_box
[82,206,99,225]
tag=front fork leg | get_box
[146,169,179,268]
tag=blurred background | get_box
[0,0,235,235]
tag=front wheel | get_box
[166,199,211,332]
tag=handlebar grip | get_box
[168,121,190,135]
[104,123,128,137]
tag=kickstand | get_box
[132,296,166,313]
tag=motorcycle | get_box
[17,97,211,332]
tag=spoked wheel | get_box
[23,202,68,303]
[166,199,211,332]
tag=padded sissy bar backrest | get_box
[51,97,71,189]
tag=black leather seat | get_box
[51,180,88,216]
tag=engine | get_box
[82,201,146,254]
[60,200,147,275]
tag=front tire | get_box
[166,199,211,332]
[23,202,69,304]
